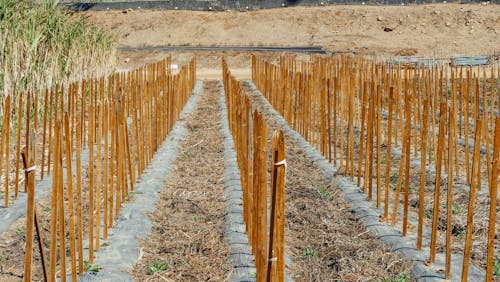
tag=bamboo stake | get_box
[358,81,367,187]
[14,93,23,202]
[417,98,429,249]
[23,131,36,282]
[48,121,59,282]
[41,89,49,179]
[430,102,447,263]
[75,119,84,274]
[382,88,393,221]
[402,87,411,236]
[267,130,285,282]
[1,96,12,207]
[461,118,482,281]
[64,114,77,281]
[253,110,268,281]
[57,120,67,282]
[88,98,95,264]
[485,117,500,282]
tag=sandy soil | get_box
[83,4,499,58]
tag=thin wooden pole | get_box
[23,131,36,282]
[14,93,24,201]
[461,118,482,281]
[485,117,500,282]
[1,96,12,207]
[267,130,285,282]
[417,98,429,249]
[430,102,447,263]
[64,114,77,281]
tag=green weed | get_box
[149,261,168,274]
[84,260,102,274]
[303,247,318,258]
[317,185,332,201]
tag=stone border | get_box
[245,80,485,282]
[218,81,257,282]
[77,80,202,281]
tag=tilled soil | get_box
[130,81,232,281]
[241,81,414,281]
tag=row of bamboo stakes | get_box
[223,58,286,282]
[0,57,196,281]
[252,54,499,281]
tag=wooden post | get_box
[267,130,285,282]
[23,131,36,282]
[14,93,23,202]
[64,114,77,280]
[430,102,447,263]
[445,105,455,279]
[417,98,429,249]
[485,117,500,282]
[382,88,393,221]
[1,95,12,207]
[462,119,482,281]
[253,111,268,281]
[48,120,60,282]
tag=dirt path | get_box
[130,81,232,281]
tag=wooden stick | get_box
[417,98,429,249]
[253,111,268,281]
[14,93,23,202]
[41,89,49,179]
[64,114,77,280]
[430,102,447,263]
[48,121,59,282]
[1,96,12,207]
[88,98,95,264]
[382,88,393,220]
[445,105,455,279]
[24,92,31,193]
[376,85,382,208]
[267,130,285,282]
[402,85,411,236]
[57,120,67,282]
[462,118,482,281]
[75,119,84,274]
[23,131,36,282]
[485,117,500,282]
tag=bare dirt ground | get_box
[83,4,499,58]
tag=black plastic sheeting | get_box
[62,0,498,11]
[119,45,328,53]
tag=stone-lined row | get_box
[218,80,257,282]
[245,80,485,282]
[77,80,203,281]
